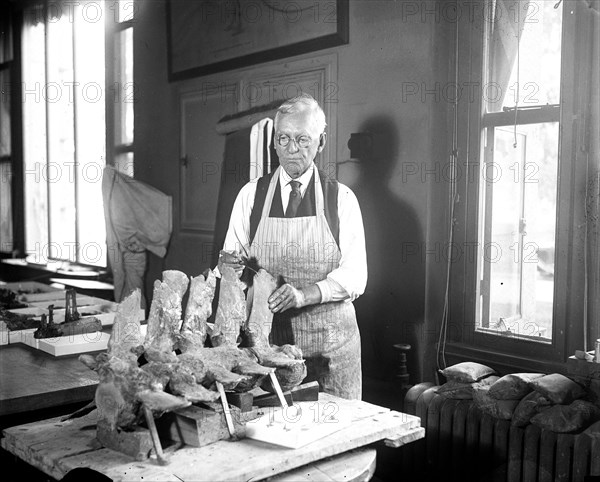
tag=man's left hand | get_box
[268,284,305,313]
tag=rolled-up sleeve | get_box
[317,184,367,302]
[222,182,257,257]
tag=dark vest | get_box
[249,169,340,247]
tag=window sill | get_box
[0,259,113,300]
[441,342,570,377]
[0,258,108,282]
[475,326,552,344]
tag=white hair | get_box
[274,93,327,134]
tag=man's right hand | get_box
[217,250,245,278]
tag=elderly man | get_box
[223,93,367,399]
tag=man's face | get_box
[274,109,326,179]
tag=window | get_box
[22,2,106,267]
[477,1,562,342]
[0,6,14,255]
[447,0,595,369]
[106,0,135,177]
[16,0,135,268]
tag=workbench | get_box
[1,393,424,481]
[0,341,99,417]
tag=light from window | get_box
[22,4,106,267]
[75,4,107,267]
[114,152,134,178]
[112,0,136,23]
[22,10,48,261]
[115,27,134,148]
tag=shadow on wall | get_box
[349,116,426,386]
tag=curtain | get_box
[488,0,531,111]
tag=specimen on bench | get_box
[78,262,307,457]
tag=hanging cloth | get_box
[101,166,172,305]
[249,117,273,181]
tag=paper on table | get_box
[245,400,352,449]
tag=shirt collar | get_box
[279,163,315,190]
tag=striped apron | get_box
[249,166,362,399]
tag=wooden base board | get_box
[245,400,353,449]
[22,332,110,356]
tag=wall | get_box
[134,0,453,392]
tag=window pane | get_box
[22,10,48,262]
[478,122,559,341]
[487,0,562,112]
[46,13,76,261]
[0,162,12,253]
[114,0,135,23]
[114,27,133,146]
[74,4,106,267]
[115,152,134,177]
[0,5,14,63]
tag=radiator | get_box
[402,384,600,482]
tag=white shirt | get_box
[223,164,367,302]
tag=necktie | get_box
[285,180,302,218]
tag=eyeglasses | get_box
[276,134,313,149]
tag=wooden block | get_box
[96,420,154,461]
[156,405,257,448]
[290,381,320,401]
[226,391,254,412]
[254,381,320,407]
[254,391,293,407]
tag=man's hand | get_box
[268,284,305,313]
[218,250,244,278]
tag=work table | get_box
[1,393,424,481]
[0,342,99,417]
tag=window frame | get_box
[445,0,593,373]
[105,3,135,178]
[0,4,24,258]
